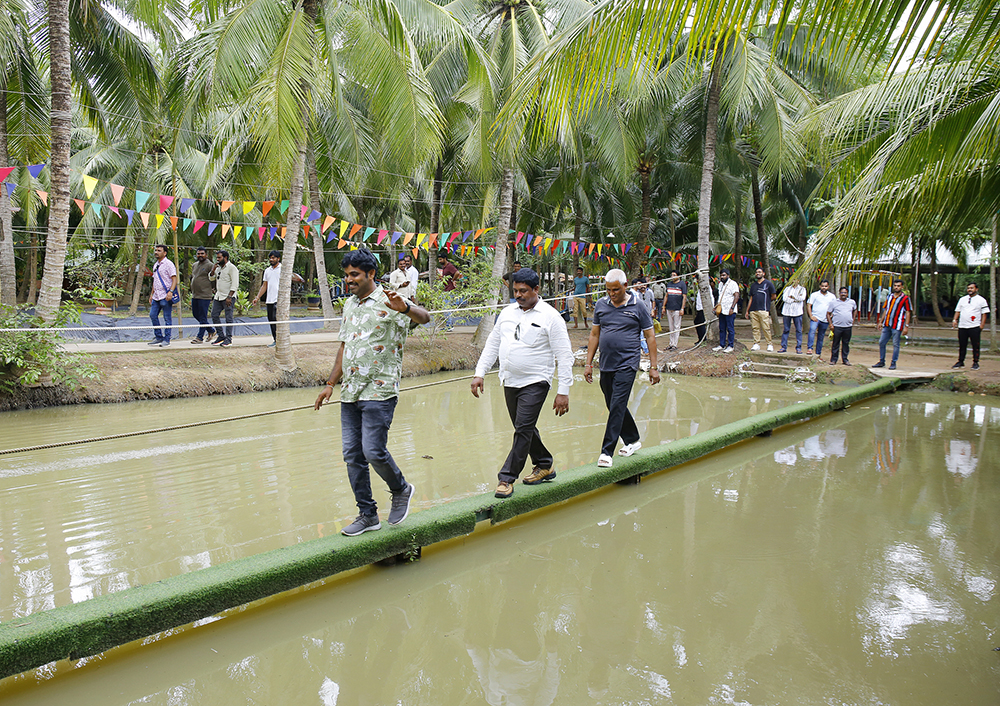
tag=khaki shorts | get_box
[573,297,587,319]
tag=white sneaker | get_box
[750,343,760,351]
[723,346,734,353]
[597,454,613,468]
[618,441,642,457]
[712,345,723,352]
[767,345,774,352]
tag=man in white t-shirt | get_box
[253,250,284,347]
[805,280,837,357]
[951,282,990,370]
[403,255,419,303]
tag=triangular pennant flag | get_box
[533,236,543,247]
[326,227,336,243]
[363,226,375,241]
[514,231,524,246]
[308,210,321,223]
[140,212,151,228]
[36,190,48,206]
[134,191,151,211]
[26,164,45,179]
[208,222,218,236]
[110,206,120,218]
[429,233,438,248]
[159,195,174,213]
[349,223,362,239]
[269,226,277,240]
[193,220,205,233]
[544,237,552,250]
[412,247,419,258]
[0,167,15,182]
[233,225,242,239]
[463,230,472,242]
[339,220,349,239]
[108,183,124,206]
[182,218,192,230]
[220,200,235,213]
[92,203,102,218]
[474,229,484,240]
[258,226,266,241]
[377,229,387,245]
[278,200,289,215]
[242,201,256,215]
[170,216,178,229]
[222,224,230,238]
[338,238,347,249]
[180,198,196,214]
[403,233,413,245]
[301,205,309,220]
[416,233,426,246]
[302,224,310,238]
[82,175,98,198]
[124,209,134,225]
[261,201,275,217]
[74,199,86,214]
[156,215,164,228]
[391,231,402,244]
[321,215,334,233]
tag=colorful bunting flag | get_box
[159,195,174,214]
[134,191,151,212]
[82,175,98,198]
[262,201,275,217]
[180,198,196,214]
[26,164,45,179]
[242,201,256,215]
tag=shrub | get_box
[0,304,100,393]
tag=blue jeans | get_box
[719,313,736,348]
[341,397,407,516]
[599,368,640,457]
[878,326,903,365]
[781,315,803,351]
[808,319,829,356]
[191,298,213,340]
[150,298,173,342]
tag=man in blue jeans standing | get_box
[148,244,178,347]
[872,279,911,370]
[805,280,836,357]
[314,248,431,536]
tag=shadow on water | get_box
[1,379,997,704]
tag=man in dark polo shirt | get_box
[584,268,660,468]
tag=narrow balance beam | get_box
[0,377,901,679]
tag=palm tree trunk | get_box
[35,0,72,323]
[22,230,38,302]
[733,190,743,283]
[695,56,722,345]
[307,144,335,328]
[428,160,443,287]
[128,239,150,316]
[990,213,997,352]
[930,244,946,326]
[0,90,16,306]
[572,209,581,271]
[749,160,778,334]
[631,166,651,278]
[474,167,514,348]
[274,133,308,372]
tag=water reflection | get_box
[0,388,997,705]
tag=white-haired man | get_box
[584,269,660,468]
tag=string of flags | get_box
[1,163,798,276]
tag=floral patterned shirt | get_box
[338,286,411,402]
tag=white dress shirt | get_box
[782,284,806,317]
[475,299,574,394]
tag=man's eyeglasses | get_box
[514,323,521,341]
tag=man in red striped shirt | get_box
[872,279,911,370]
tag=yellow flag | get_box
[340,220,349,239]
[155,215,164,229]
[242,201,256,215]
[82,175,98,199]
[234,226,243,239]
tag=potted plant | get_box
[68,260,129,314]
[306,290,322,311]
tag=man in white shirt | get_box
[779,281,807,353]
[252,250,283,347]
[951,282,990,370]
[471,268,574,499]
[805,280,836,357]
[713,269,740,353]
[403,255,419,303]
[388,254,416,300]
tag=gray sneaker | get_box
[160,341,171,347]
[342,513,381,536]
[388,482,414,525]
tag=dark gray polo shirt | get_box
[593,291,654,372]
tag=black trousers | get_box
[831,326,853,362]
[694,309,706,342]
[500,382,553,483]
[266,302,277,340]
[599,368,640,456]
[958,327,981,364]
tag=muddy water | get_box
[1,379,997,704]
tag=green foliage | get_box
[234,291,252,316]
[67,260,129,301]
[0,305,100,394]
[416,254,498,334]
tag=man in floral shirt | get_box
[314,248,430,536]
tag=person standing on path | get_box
[779,280,806,353]
[805,280,836,356]
[209,250,239,348]
[148,244,178,347]
[585,269,660,469]
[713,269,740,353]
[314,248,430,536]
[189,246,215,344]
[651,278,666,321]
[471,268,574,499]
[745,267,776,351]
[693,279,716,344]
[389,253,417,300]
[252,250,283,347]
[438,251,461,330]
[951,282,990,370]
[571,267,590,328]
[872,279,911,370]
[502,261,523,303]
[827,287,857,365]
[664,271,687,350]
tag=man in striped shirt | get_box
[872,279,911,370]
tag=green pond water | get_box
[0,374,996,704]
